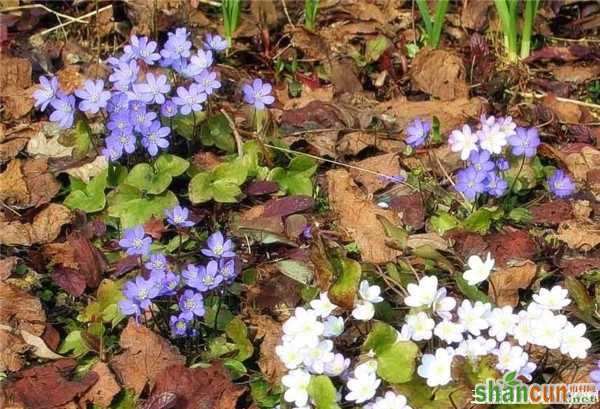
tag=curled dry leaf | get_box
[350,153,401,195]
[563,145,600,182]
[26,131,73,158]
[63,154,108,183]
[551,64,600,83]
[80,361,121,408]
[0,138,28,165]
[110,319,185,397]
[0,281,46,335]
[3,358,98,409]
[149,363,245,409]
[0,329,27,372]
[542,94,583,124]
[410,49,469,101]
[0,203,72,246]
[0,158,61,209]
[530,200,573,225]
[487,229,537,268]
[326,168,401,263]
[0,256,18,281]
[489,260,537,307]
[556,220,600,251]
[248,313,287,385]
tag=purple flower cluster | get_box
[33,29,275,161]
[448,115,574,200]
[405,117,431,148]
[118,206,240,337]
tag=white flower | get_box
[530,309,567,349]
[345,369,381,403]
[517,361,537,382]
[478,123,507,154]
[276,340,304,369]
[396,325,412,342]
[352,300,375,321]
[323,316,345,337]
[494,341,528,373]
[405,276,438,308]
[497,116,517,138]
[354,360,378,378]
[449,124,478,160]
[434,320,465,344]
[310,292,338,318]
[405,312,435,341]
[359,280,384,303]
[532,285,571,311]
[282,307,324,348]
[463,253,494,286]
[282,369,311,407]
[303,340,335,374]
[512,310,535,346]
[560,322,591,359]
[487,306,518,341]
[324,353,351,377]
[417,347,453,387]
[371,391,412,409]
[457,300,491,336]
[455,336,496,361]
[432,287,456,320]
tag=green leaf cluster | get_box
[269,156,317,196]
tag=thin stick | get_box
[0,4,90,23]
[508,89,600,111]
[220,109,244,158]
[280,0,295,28]
[34,5,113,38]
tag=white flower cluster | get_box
[448,115,517,159]
[404,259,591,388]
[276,282,411,409]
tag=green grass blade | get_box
[304,0,320,31]
[520,0,540,59]
[493,0,518,60]
[430,0,449,48]
[415,0,433,40]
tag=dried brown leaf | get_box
[0,203,72,246]
[81,361,121,408]
[248,314,287,385]
[350,153,401,195]
[556,220,600,251]
[410,49,469,101]
[0,281,46,335]
[489,260,537,307]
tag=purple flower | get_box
[49,94,76,129]
[107,92,130,114]
[495,156,510,171]
[170,314,189,336]
[124,35,161,65]
[179,289,205,319]
[405,117,431,148]
[590,360,600,390]
[202,231,235,258]
[548,169,575,198]
[105,133,136,156]
[165,205,194,228]
[484,171,508,197]
[160,272,180,296]
[378,174,406,184]
[145,252,168,273]
[33,75,59,111]
[182,263,203,288]
[133,73,171,104]
[203,33,228,52]
[118,298,141,318]
[75,79,111,114]
[107,111,133,135]
[109,60,139,91]
[219,258,238,282]
[194,69,221,95]
[508,127,540,158]
[191,260,224,292]
[161,28,192,64]
[141,120,170,156]
[173,84,207,115]
[123,275,159,309]
[242,78,275,110]
[455,166,486,200]
[468,150,495,173]
[119,225,152,256]
[102,139,124,161]
[130,108,157,132]
[160,100,178,118]
[183,50,213,78]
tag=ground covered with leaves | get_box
[1,1,600,409]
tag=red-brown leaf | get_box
[263,196,314,217]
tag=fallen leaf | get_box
[110,319,185,397]
[262,195,314,217]
[326,169,401,263]
[330,58,363,96]
[564,145,600,182]
[551,64,600,83]
[0,158,61,209]
[3,358,98,409]
[43,242,79,270]
[542,94,582,123]
[289,27,330,60]
[389,193,426,230]
[0,256,17,281]
[0,329,26,372]
[0,282,46,335]
[280,100,355,132]
[56,65,85,94]
[461,1,491,31]
[524,44,600,64]
[149,363,245,409]
[530,200,573,225]
[560,257,600,277]
[63,155,108,183]
[486,229,537,267]
[0,57,32,90]
[248,314,287,385]
[1,85,35,118]
[0,138,28,165]
[0,159,29,207]
[26,132,73,158]
[279,84,334,111]
[51,266,87,297]
[245,181,279,196]
[81,361,121,408]
[246,273,300,315]
[0,203,72,246]
[556,220,600,251]
[410,49,469,101]
[489,260,537,307]
[406,232,449,252]
[337,131,405,156]
[350,153,401,195]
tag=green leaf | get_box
[107,185,178,227]
[200,113,236,153]
[365,35,389,63]
[464,207,502,234]
[225,317,254,361]
[329,257,361,309]
[213,161,248,185]
[61,119,92,159]
[223,358,247,379]
[376,341,419,383]
[126,163,171,194]
[455,275,490,303]
[270,156,318,196]
[250,376,281,408]
[170,112,206,140]
[154,154,189,177]
[63,170,108,213]
[307,375,341,409]
[203,296,234,330]
[376,214,408,250]
[111,389,136,409]
[81,279,125,327]
[189,172,213,203]
[277,259,314,285]
[362,322,398,355]
[212,180,243,203]
[508,207,532,223]
[59,330,90,357]
[430,211,460,234]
